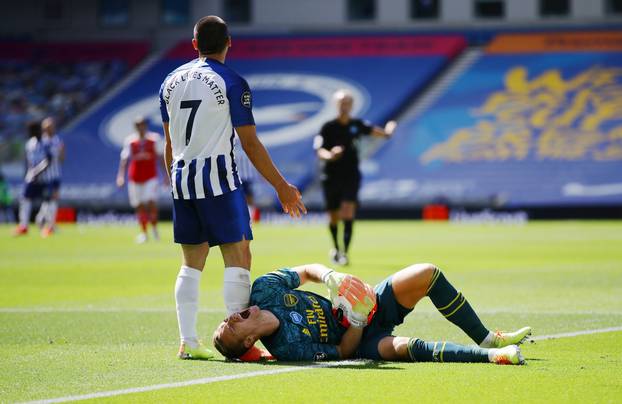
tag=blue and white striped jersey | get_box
[159,58,255,199]
[24,137,50,184]
[40,134,63,182]
[233,141,257,182]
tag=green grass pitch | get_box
[1,220,621,403]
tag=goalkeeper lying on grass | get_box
[213,263,532,365]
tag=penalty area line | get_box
[22,326,622,404]
[22,360,369,404]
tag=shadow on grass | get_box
[209,359,402,370]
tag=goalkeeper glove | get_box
[323,271,376,328]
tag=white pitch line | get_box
[19,326,622,404]
[0,308,225,313]
[2,307,620,316]
[530,326,622,341]
[22,360,369,404]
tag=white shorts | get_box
[128,178,158,208]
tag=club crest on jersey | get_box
[289,311,303,325]
[241,91,252,108]
[284,293,299,307]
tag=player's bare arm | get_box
[371,120,397,138]
[116,157,127,187]
[236,124,307,217]
[316,145,344,162]
[27,157,50,183]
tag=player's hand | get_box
[346,280,376,328]
[276,182,307,218]
[330,146,344,161]
[384,120,397,137]
[324,272,376,328]
[116,175,125,188]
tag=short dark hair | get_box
[27,120,41,139]
[213,326,248,359]
[194,15,229,55]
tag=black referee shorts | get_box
[322,173,361,211]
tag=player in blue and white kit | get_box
[36,117,65,237]
[160,15,306,360]
[213,263,531,365]
[13,121,50,236]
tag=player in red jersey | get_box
[116,117,168,243]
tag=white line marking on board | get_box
[22,360,370,404]
[21,326,622,404]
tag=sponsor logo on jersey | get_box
[302,328,311,336]
[101,73,368,148]
[290,311,303,325]
[284,293,299,307]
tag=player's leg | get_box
[41,182,59,237]
[128,181,147,242]
[392,263,531,347]
[377,336,524,365]
[339,200,356,264]
[46,186,60,232]
[14,183,38,235]
[220,238,252,315]
[339,174,359,265]
[147,200,159,240]
[173,198,213,359]
[323,178,342,263]
[144,179,159,240]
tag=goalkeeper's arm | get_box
[290,263,334,286]
[336,326,364,359]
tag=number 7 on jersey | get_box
[180,99,202,145]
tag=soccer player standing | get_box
[315,90,396,265]
[13,121,50,236]
[116,116,166,243]
[36,117,65,237]
[160,15,306,359]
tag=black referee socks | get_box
[343,220,353,252]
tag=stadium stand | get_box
[363,31,622,209]
[50,34,465,207]
[0,41,149,170]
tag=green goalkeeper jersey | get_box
[251,269,347,361]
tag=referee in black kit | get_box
[314,90,396,265]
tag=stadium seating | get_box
[49,34,465,206]
[0,41,149,170]
[364,32,622,207]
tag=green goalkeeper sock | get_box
[426,267,490,345]
[407,338,489,363]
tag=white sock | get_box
[479,331,495,348]
[36,202,48,225]
[223,267,251,315]
[47,200,58,228]
[487,348,498,362]
[19,199,32,227]
[175,266,202,347]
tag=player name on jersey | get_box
[160,58,255,200]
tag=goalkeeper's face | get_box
[213,306,262,358]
